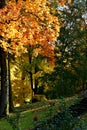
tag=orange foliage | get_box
[58,0,72,5]
[0,0,60,62]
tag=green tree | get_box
[20,45,51,95]
[43,0,87,98]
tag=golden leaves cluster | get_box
[0,0,60,57]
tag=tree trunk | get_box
[27,45,39,95]
[0,48,7,117]
[0,0,7,117]
[28,45,34,95]
[33,65,38,94]
[0,0,14,115]
[7,53,14,112]
[0,0,6,8]
[34,79,38,94]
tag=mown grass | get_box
[0,119,13,130]
[0,96,82,130]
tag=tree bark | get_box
[0,48,7,117]
[28,45,33,89]
[27,45,40,95]
[0,0,8,117]
[0,0,6,8]
[0,0,14,116]
[33,65,38,94]
[7,53,14,112]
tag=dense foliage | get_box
[42,0,87,98]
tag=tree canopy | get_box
[0,0,60,62]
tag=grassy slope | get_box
[0,96,81,130]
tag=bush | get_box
[32,94,47,103]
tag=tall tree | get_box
[55,0,87,95]
[0,0,8,117]
[21,46,44,95]
[0,0,60,110]
[42,0,87,98]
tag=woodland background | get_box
[0,0,87,118]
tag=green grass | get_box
[71,113,87,130]
[0,96,81,130]
[82,113,87,124]
[0,119,13,130]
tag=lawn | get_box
[0,96,84,130]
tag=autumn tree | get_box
[0,0,8,117]
[0,0,60,53]
[0,0,60,114]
